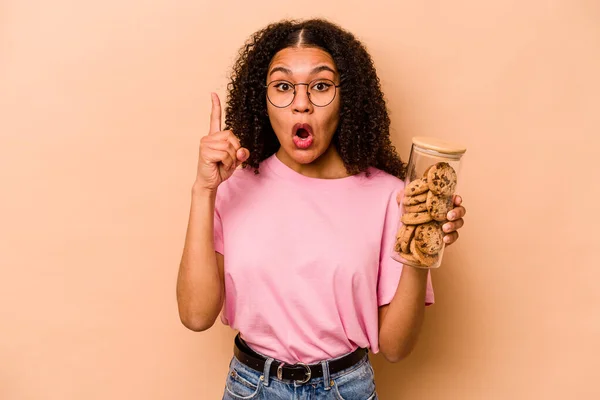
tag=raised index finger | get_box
[210,92,222,134]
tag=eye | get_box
[273,82,293,92]
[311,81,333,92]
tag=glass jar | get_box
[391,136,466,269]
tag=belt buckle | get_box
[294,362,311,384]
[276,362,312,384]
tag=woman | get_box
[177,18,466,399]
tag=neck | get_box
[275,144,351,179]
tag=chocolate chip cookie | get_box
[426,191,454,222]
[396,224,416,253]
[410,237,440,267]
[427,162,457,196]
[414,221,444,255]
[405,178,429,196]
[401,211,432,225]
[405,202,428,213]
[402,192,428,206]
[398,251,419,264]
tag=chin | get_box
[285,146,326,164]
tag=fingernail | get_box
[444,236,450,243]
[443,224,451,232]
[448,212,455,220]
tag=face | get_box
[266,47,341,165]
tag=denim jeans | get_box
[222,351,378,400]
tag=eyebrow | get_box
[268,65,337,77]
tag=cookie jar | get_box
[391,136,466,269]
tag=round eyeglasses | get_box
[266,79,341,108]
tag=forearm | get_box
[176,183,223,331]
[378,266,429,362]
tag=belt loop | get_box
[262,357,274,387]
[321,360,331,390]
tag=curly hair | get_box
[224,18,406,179]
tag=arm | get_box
[377,267,428,363]
[176,185,225,332]
[176,93,248,332]
[378,195,466,362]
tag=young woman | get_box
[177,18,466,400]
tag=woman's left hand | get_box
[441,195,466,246]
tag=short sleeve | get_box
[213,196,224,255]
[377,188,435,306]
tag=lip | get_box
[292,123,313,137]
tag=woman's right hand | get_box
[195,93,250,191]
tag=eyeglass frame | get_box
[264,79,342,108]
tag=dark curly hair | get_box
[224,18,406,179]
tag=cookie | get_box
[427,162,457,196]
[394,241,403,254]
[414,222,444,255]
[405,202,428,213]
[405,178,429,196]
[402,192,428,206]
[422,165,433,178]
[398,251,419,264]
[426,191,454,222]
[396,224,416,253]
[410,238,440,267]
[401,211,432,225]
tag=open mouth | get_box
[296,128,310,139]
[292,123,314,149]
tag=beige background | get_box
[1,0,598,399]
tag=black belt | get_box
[233,333,368,384]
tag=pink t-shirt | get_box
[213,153,434,364]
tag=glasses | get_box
[265,79,341,108]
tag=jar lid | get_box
[412,136,467,155]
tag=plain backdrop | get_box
[1,0,598,399]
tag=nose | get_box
[291,84,312,114]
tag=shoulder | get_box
[344,167,404,214]
[361,167,405,193]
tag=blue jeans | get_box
[222,351,378,399]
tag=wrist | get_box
[404,265,430,279]
[192,181,217,198]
